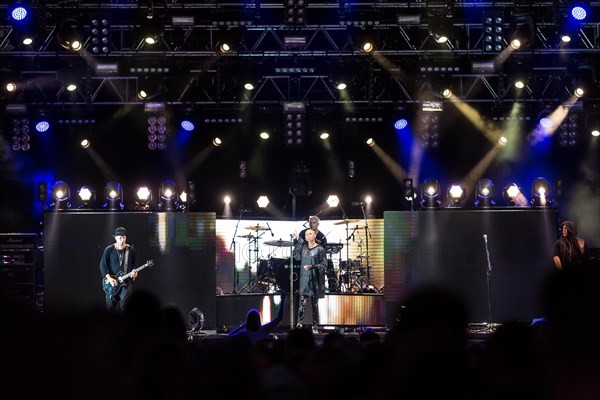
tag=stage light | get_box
[447,184,466,207]
[180,120,195,132]
[429,15,452,44]
[189,307,204,332]
[80,139,90,148]
[135,185,152,210]
[56,18,83,51]
[244,82,254,91]
[336,83,347,90]
[394,119,408,130]
[420,178,440,209]
[327,195,340,207]
[50,181,71,209]
[362,41,374,53]
[77,186,96,209]
[90,14,110,54]
[285,0,306,25]
[103,181,124,210]
[10,3,28,22]
[509,14,535,49]
[531,177,552,207]
[482,12,505,52]
[257,195,270,208]
[159,180,178,211]
[502,183,522,206]
[570,2,589,21]
[366,138,375,147]
[35,120,50,133]
[475,178,495,208]
[139,18,162,45]
[212,137,222,147]
[442,89,452,98]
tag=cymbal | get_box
[245,224,269,231]
[324,243,344,254]
[333,219,361,225]
[264,239,294,247]
[237,234,256,239]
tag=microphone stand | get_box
[358,203,371,283]
[483,235,493,330]
[339,205,351,261]
[230,210,245,293]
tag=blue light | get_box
[539,117,553,129]
[571,6,587,21]
[11,6,28,21]
[394,118,408,130]
[181,120,195,132]
[36,120,50,133]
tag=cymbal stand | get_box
[230,210,245,293]
[357,203,372,283]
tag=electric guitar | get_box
[102,259,154,299]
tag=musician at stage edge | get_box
[100,226,138,313]
[291,228,327,334]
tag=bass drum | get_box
[275,259,299,293]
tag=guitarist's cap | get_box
[113,227,127,237]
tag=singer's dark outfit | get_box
[554,220,588,270]
[293,237,327,327]
[99,244,136,313]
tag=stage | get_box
[38,208,558,330]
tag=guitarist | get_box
[99,226,138,313]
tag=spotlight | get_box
[366,138,375,147]
[35,120,50,133]
[180,120,195,132]
[570,2,589,21]
[257,195,270,208]
[420,178,440,209]
[77,186,96,209]
[531,177,552,207]
[135,185,152,210]
[502,183,522,206]
[475,178,495,208]
[56,18,83,51]
[394,119,408,130]
[50,181,71,209]
[103,181,124,210]
[10,4,28,22]
[447,184,466,207]
[212,137,222,147]
[159,180,178,211]
[362,41,374,53]
[80,139,90,148]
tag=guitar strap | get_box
[124,245,130,273]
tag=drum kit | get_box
[235,219,376,294]
[328,218,374,293]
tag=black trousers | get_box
[297,294,319,326]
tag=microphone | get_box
[483,234,488,243]
[267,222,274,237]
[351,201,365,206]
